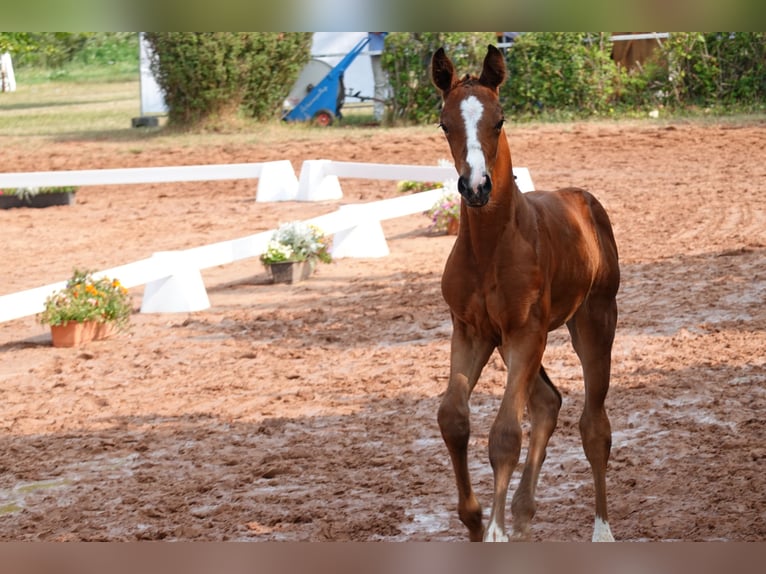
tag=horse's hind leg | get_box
[438,325,495,541]
[510,366,562,539]
[567,295,618,542]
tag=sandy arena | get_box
[0,118,764,541]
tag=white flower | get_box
[260,221,331,265]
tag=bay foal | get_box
[432,46,620,542]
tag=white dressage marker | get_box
[296,160,344,201]
[139,251,210,314]
[328,205,390,258]
[254,160,299,202]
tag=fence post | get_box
[296,160,343,201]
[140,251,210,313]
[330,205,390,258]
[255,160,299,202]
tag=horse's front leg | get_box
[484,332,546,542]
[438,320,495,542]
[510,366,561,539]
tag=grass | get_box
[0,76,428,149]
[0,80,141,137]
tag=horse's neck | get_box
[461,134,529,266]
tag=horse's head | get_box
[432,45,507,208]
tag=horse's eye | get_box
[495,118,505,131]
[438,122,449,135]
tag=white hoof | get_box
[592,517,615,542]
[484,520,510,542]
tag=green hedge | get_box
[143,32,312,126]
[381,32,496,125]
[659,32,766,108]
[382,32,766,123]
[502,32,616,117]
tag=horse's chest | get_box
[442,261,539,338]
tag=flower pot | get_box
[50,321,116,348]
[0,191,76,209]
[268,260,316,284]
[446,217,459,235]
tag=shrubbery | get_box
[143,32,312,125]
[382,32,766,122]
[501,33,616,117]
[381,32,496,125]
[659,32,766,109]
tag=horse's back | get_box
[527,186,620,296]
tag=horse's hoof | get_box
[511,527,531,541]
[483,521,510,542]
[592,518,615,542]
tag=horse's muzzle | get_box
[457,174,492,207]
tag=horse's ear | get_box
[479,44,506,92]
[431,47,456,96]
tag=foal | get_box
[432,45,620,542]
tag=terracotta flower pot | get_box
[446,217,459,235]
[50,321,117,348]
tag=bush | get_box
[381,32,496,125]
[143,32,312,126]
[502,33,616,117]
[71,33,138,67]
[658,32,766,109]
[385,32,765,121]
[2,33,90,68]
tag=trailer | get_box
[282,37,371,127]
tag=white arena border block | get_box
[296,160,534,201]
[0,161,298,202]
[139,251,211,313]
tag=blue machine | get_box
[282,37,370,126]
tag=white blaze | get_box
[459,95,486,191]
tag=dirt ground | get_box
[0,118,764,542]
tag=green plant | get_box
[397,180,441,193]
[502,33,617,117]
[656,32,766,109]
[260,222,332,265]
[382,32,496,125]
[425,191,460,233]
[1,33,90,68]
[397,159,454,193]
[143,32,312,126]
[0,186,76,201]
[39,269,132,328]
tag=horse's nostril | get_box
[457,176,470,195]
[482,174,492,193]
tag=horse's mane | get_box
[458,73,480,87]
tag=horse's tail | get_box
[539,365,562,406]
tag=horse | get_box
[431,45,620,542]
